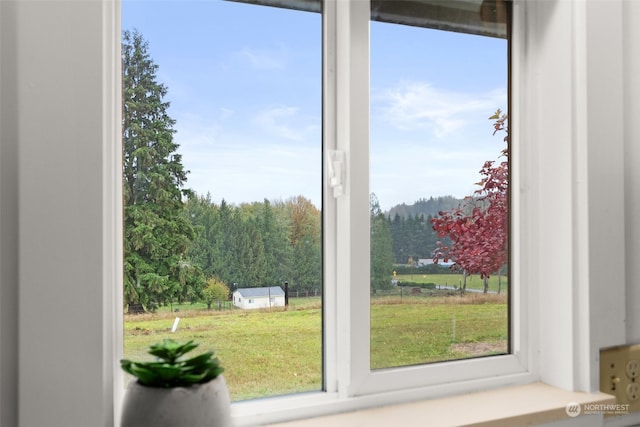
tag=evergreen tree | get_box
[237,218,268,286]
[122,30,201,312]
[184,194,225,281]
[370,194,394,293]
[389,213,405,264]
[259,200,293,287]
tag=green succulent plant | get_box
[121,339,224,388]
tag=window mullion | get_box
[331,0,372,398]
[322,0,338,395]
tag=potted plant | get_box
[120,339,232,427]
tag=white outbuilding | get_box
[232,286,286,310]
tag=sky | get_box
[122,0,508,212]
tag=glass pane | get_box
[122,0,322,400]
[369,1,509,369]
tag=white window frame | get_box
[334,0,527,397]
[233,1,537,424]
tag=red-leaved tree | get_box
[431,110,509,290]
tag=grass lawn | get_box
[370,297,507,368]
[124,304,322,401]
[395,273,508,293]
[124,294,507,400]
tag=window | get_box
[325,0,525,403]
[122,0,322,401]
[369,1,510,370]
[122,0,529,423]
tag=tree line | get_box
[122,30,506,312]
[184,195,321,298]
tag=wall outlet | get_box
[627,383,640,401]
[601,345,640,414]
[627,360,640,379]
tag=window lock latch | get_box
[327,150,346,198]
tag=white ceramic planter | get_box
[120,375,232,427]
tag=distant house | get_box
[232,286,286,310]
[417,258,454,267]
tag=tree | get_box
[257,199,293,286]
[122,30,200,312]
[233,217,268,286]
[370,194,394,293]
[183,194,223,281]
[431,110,509,289]
[202,277,230,310]
[286,196,321,292]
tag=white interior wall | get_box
[519,0,627,394]
[584,0,626,389]
[0,1,121,427]
[624,0,640,345]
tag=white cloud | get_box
[181,136,321,207]
[238,46,287,71]
[171,81,506,210]
[253,105,319,141]
[369,82,508,209]
[172,110,321,206]
[375,82,506,138]
[217,107,235,121]
[369,141,495,209]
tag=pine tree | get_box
[259,200,293,287]
[370,194,394,293]
[122,30,201,312]
[184,194,224,281]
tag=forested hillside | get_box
[385,196,460,265]
[387,196,462,220]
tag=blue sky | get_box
[122,1,507,211]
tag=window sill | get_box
[266,383,615,427]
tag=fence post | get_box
[284,281,289,306]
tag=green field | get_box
[124,294,507,401]
[395,273,508,293]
